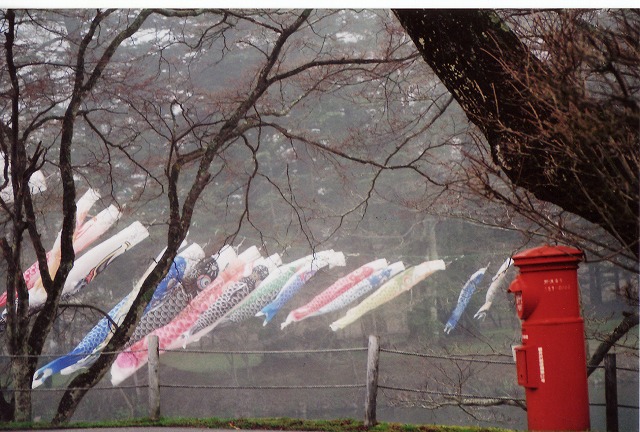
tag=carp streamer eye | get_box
[197,275,212,289]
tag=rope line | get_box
[589,402,639,410]
[380,348,515,365]
[8,385,145,392]
[590,365,639,372]
[613,366,639,372]
[161,347,367,355]
[1,347,635,374]
[0,347,367,359]
[378,385,525,402]
[0,349,148,359]
[160,383,365,390]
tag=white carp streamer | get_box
[473,257,513,320]
[2,190,120,308]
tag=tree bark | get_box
[587,311,639,376]
[393,9,638,260]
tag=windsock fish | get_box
[177,254,280,348]
[2,190,119,307]
[54,243,204,377]
[474,257,513,320]
[31,244,169,388]
[29,205,121,300]
[281,258,388,329]
[330,260,446,331]
[27,189,101,290]
[314,261,405,317]
[24,221,147,309]
[217,250,342,327]
[444,265,488,334]
[57,221,149,303]
[110,246,261,385]
[1,220,145,331]
[70,204,121,254]
[142,243,205,314]
[257,251,346,326]
[125,246,236,347]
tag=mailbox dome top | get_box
[513,245,583,267]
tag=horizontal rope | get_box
[160,383,365,390]
[2,347,634,373]
[590,364,639,372]
[0,347,366,359]
[379,385,525,403]
[380,348,515,365]
[613,366,639,372]
[589,402,639,410]
[0,349,148,359]
[161,347,367,355]
[9,384,146,392]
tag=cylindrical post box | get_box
[508,245,590,431]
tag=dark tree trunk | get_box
[393,9,638,260]
[393,8,639,374]
[0,391,13,422]
[587,311,639,376]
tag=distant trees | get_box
[393,9,638,373]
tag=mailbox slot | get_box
[514,345,540,389]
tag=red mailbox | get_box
[508,245,590,431]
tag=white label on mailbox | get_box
[538,347,546,383]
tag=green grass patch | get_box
[0,416,516,431]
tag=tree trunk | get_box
[393,9,638,260]
[587,311,639,376]
[0,391,14,422]
[11,357,32,422]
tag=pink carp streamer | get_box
[110,246,261,385]
[256,252,346,326]
[1,190,120,308]
[216,250,341,328]
[177,254,280,348]
[124,245,237,347]
[280,258,388,329]
[330,260,446,331]
[25,189,101,290]
[313,261,405,317]
[6,189,99,303]
[1,221,148,330]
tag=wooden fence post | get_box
[148,334,160,420]
[605,353,618,432]
[364,334,380,428]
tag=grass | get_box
[0,416,517,431]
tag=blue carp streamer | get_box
[444,265,488,334]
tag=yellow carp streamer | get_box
[330,259,446,331]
